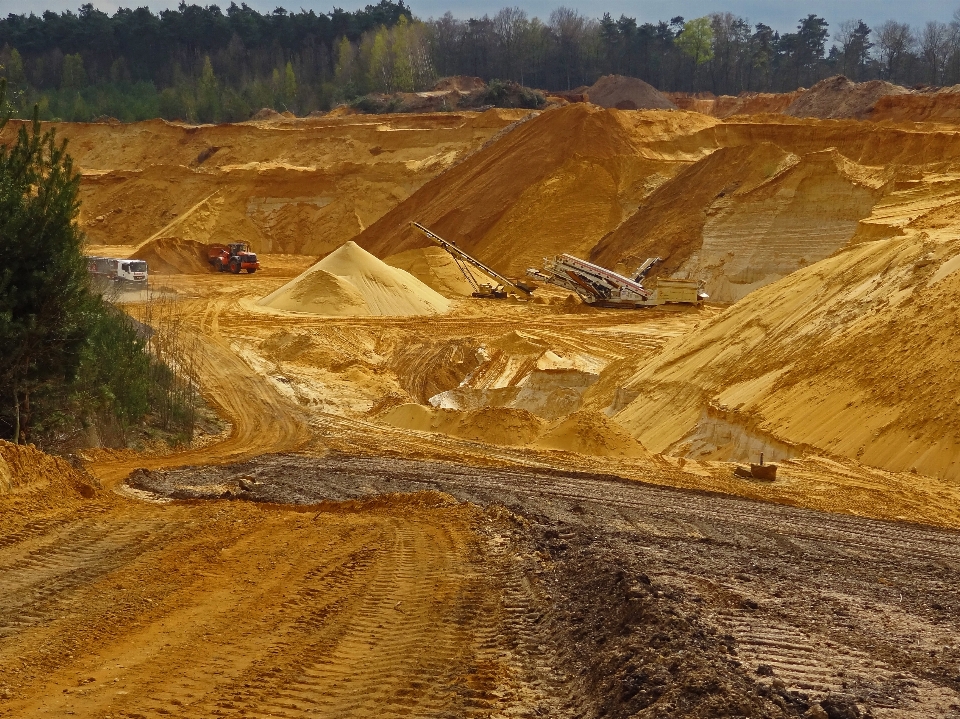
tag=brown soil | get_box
[586,74,678,110]
[433,75,486,92]
[667,90,803,117]
[784,75,910,120]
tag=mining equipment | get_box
[411,222,536,299]
[86,256,149,285]
[527,254,706,308]
[208,243,260,274]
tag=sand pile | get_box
[353,103,717,275]
[384,246,475,297]
[586,75,677,110]
[667,91,802,118]
[377,403,543,446]
[454,406,545,445]
[489,330,548,356]
[0,441,98,532]
[258,241,449,316]
[251,107,284,121]
[535,410,652,458]
[591,141,885,301]
[784,76,910,120]
[130,237,213,274]
[433,76,486,92]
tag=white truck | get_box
[87,256,149,285]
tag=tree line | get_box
[431,8,960,94]
[1,3,960,123]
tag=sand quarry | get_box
[5,83,960,717]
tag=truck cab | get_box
[115,260,149,284]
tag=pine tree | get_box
[0,80,92,442]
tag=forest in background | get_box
[1,2,960,122]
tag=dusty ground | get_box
[8,104,960,717]
[28,260,948,718]
[4,449,960,718]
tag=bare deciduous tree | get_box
[549,7,586,89]
[876,20,914,82]
[919,20,953,84]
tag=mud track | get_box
[121,453,960,718]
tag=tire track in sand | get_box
[0,498,540,719]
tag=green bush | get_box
[0,79,197,449]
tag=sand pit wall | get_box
[869,91,960,124]
[667,91,802,118]
[353,104,719,276]
[590,117,960,300]
[0,112,527,255]
[0,441,98,528]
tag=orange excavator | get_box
[208,243,260,274]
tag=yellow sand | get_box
[384,246,475,297]
[130,237,213,274]
[378,403,650,458]
[613,220,960,480]
[258,241,450,316]
[378,403,543,446]
[535,410,652,458]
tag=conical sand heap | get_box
[258,241,450,316]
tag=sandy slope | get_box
[0,110,528,256]
[614,215,960,480]
[352,105,719,275]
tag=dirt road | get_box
[5,449,959,717]
[0,487,564,718]
[91,283,313,487]
[131,453,960,718]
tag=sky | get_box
[1,0,957,36]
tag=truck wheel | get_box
[216,260,224,272]
[246,268,257,274]
[231,260,241,274]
